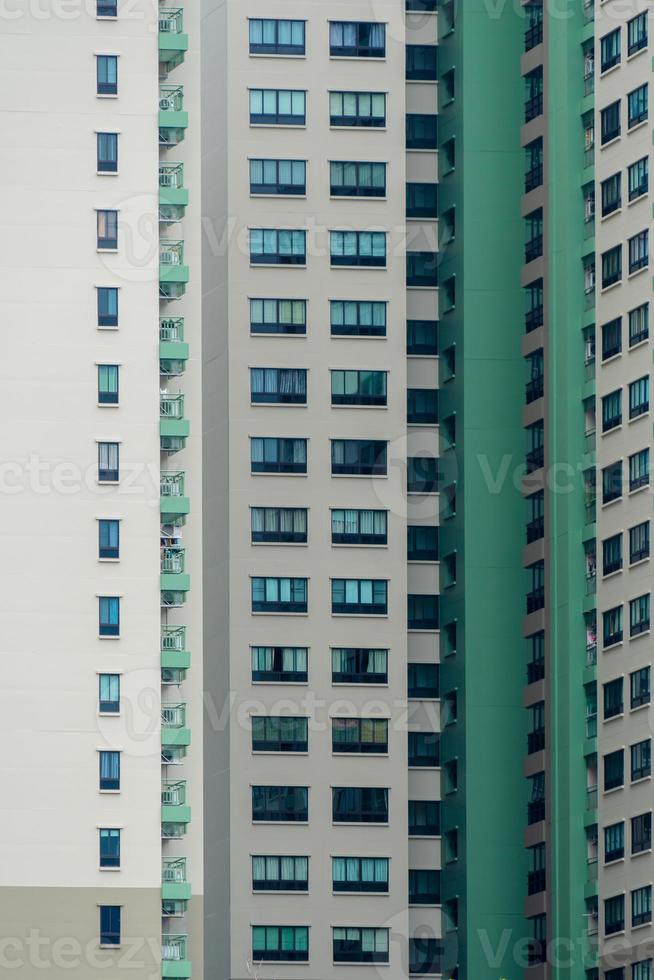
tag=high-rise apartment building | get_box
[1,0,652,978]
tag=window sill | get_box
[628,192,648,207]
[250,472,308,478]
[604,857,625,868]
[251,820,309,826]
[98,403,120,408]
[632,847,653,859]
[331,473,388,480]
[333,752,389,759]
[331,889,389,896]
[599,63,621,79]
[627,119,649,135]
[630,628,651,641]
[332,681,389,688]
[601,424,623,436]
[97,325,119,331]
[331,822,389,828]
[249,263,307,270]
[626,46,647,63]
[250,123,307,130]
[331,613,389,619]
[330,333,387,341]
[631,921,653,932]
[629,339,649,352]
[97,170,119,177]
[628,484,650,497]
[600,280,622,295]
[98,711,121,717]
[601,351,622,365]
[250,193,307,200]
[99,789,121,795]
[407,559,438,566]
[408,765,441,772]
[330,126,387,133]
[330,265,388,272]
[603,786,624,796]
[98,866,121,872]
[628,411,648,424]
[602,712,624,724]
[407,353,439,359]
[252,750,309,756]
[251,680,309,686]
[251,541,308,547]
[602,569,622,581]
[249,401,307,408]
[628,265,649,281]
[99,944,122,949]
[601,497,622,510]
[331,543,389,549]
[249,53,307,60]
[329,55,388,62]
[98,558,120,563]
[602,640,623,652]
[331,404,388,411]
[600,207,622,222]
[329,195,388,203]
[630,557,650,569]
[630,702,650,714]
[407,285,440,291]
[631,776,652,786]
[96,94,118,99]
[97,248,119,254]
[406,147,439,154]
[407,627,440,634]
[250,611,309,617]
[98,635,121,640]
[601,135,621,151]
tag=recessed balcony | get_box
[162,857,192,902]
[160,318,188,376]
[159,164,189,223]
[161,546,190,596]
[161,471,189,524]
[160,393,189,453]
[159,7,188,72]
[161,779,191,826]
[161,702,191,747]
[159,241,189,303]
[161,625,190,675]
[159,86,188,147]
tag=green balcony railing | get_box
[159,6,183,34]
[161,317,184,342]
[160,241,185,268]
[162,625,186,652]
[161,393,185,419]
[160,163,184,190]
[159,85,185,113]
[161,546,186,575]
[163,857,187,884]
[162,935,188,962]
[160,318,188,376]
[159,86,188,147]
[162,780,186,806]
[161,625,190,677]
[162,703,186,728]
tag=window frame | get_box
[248,18,306,56]
[249,88,306,126]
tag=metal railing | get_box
[159,163,184,189]
[161,471,185,498]
[160,317,184,341]
[162,703,186,727]
[585,571,596,595]
[586,785,598,810]
[160,240,185,265]
[586,712,597,738]
[159,85,184,112]
[583,0,594,22]
[159,7,183,33]
[163,857,187,883]
[162,780,186,806]
[162,935,188,961]
[161,546,185,574]
[586,642,597,666]
[160,393,185,418]
[161,625,186,652]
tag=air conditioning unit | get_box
[159,97,174,111]
[160,250,178,265]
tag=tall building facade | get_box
[1,0,653,979]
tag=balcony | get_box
[162,857,191,902]
[161,625,190,674]
[527,587,545,613]
[526,447,544,473]
[161,780,191,827]
[160,317,188,376]
[161,546,190,597]
[526,516,544,544]
[159,164,189,223]
[159,241,189,301]
[526,376,544,404]
[161,471,189,526]
[586,641,597,666]
[160,393,189,453]
[159,86,188,147]
[583,0,593,21]
[586,785,598,810]
[528,729,545,754]
[527,799,545,824]
[527,868,546,895]
[525,235,543,264]
[162,935,191,979]
[525,305,544,333]
[527,659,545,684]
[161,702,191,748]
[525,164,543,193]
[159,7,188,72]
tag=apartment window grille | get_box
[631,667,651,709]
[97,286,118,327]
[252,926,308,962]
[603,677,623,719]
[330,231,386,268]
[251,716,308,752]
[602,390,622,432]
[632,813,652,854]
[407,455,439,493]
[629,521,650,564]
[97,132,118,172]
[604,823,624,863]
[250,437,306,474]
[629,377,649,419]
[409,868,441,905]
[331,439,387,476]
[251,508,307,544]
[331,579,387,615]
[99,906,120,945]
[98,364,119,405]
[629,448,650,491]
[96,209,118,249]
[629,231,649,274]
[99,596,120,637]
[406,113,437,149]
[408,799,440,836]
[99,673,120,713]
[632,886,652,927]
[601,100,621,143]
[332,928,389,964]
[631,738,651,781]
[605,895,625,935]
[407,525,438,561]
[408,730,440,767]
[602,460,622,504]
[99,750,120,790]
[332,717,388,754]
[601,245,622,288]
[99,829,120,868]
[99,519,119,559]
[602,533,622,575]
[406,44,438,80]
[601,317,621,359]
[600,28,621,72]
[331,509,387,545]
[331,370,387,406]
[601,173,621,216]
[604,749,624,790]
[630,594,650,636]
[629,303,649,346]
[332,787,388,823]
[330,161,386,198]
[524,68,543,121]
[250,229,306,265]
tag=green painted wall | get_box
[438,2,528,976]
[547,7,591,978]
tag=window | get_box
[606,971,624,980]
[97,287,118,328]
[525,209,543,262]
[97,132,118,173]
[633,962,653,980]
[632,813,652,854]
[631,667,650,709]
[601,173,621,216]
[331,370,387,406]
[251,646,308,683]
[629,521,650,564]
[331,509,387,545]
[601,245,622,288]
[250,298,306,336]
[332,857,388,893]
[407,388,438,424]
[98,442,119,483]
[251,577,308,614]
[407,455,439,493]
[527,843,546,894]
[331,439,387,476]
[407,251,438,287]
[629,448,649,491]
[252,926,308,962]
[409,869,441,905]
[527,633,545,685]
[632,886,652,927]
[409,938,442,976]
[98,519,119,559]
[248,19,305,55]
[603,677,623,719]
[333,786,388,823]
[407,320,438,355]
[406,0,437,9]
[406,44,437,80]
[604,894,625,935]
[97,209,118,250]
[629,377,649,419]
[631,739,651,781]
[99,596,120,637]
[408,662,439,698]
[601,317,621,360]
[252,856,308,892]
[249,159,306,196]
[629,303,649,346]
[96,55,118,95]
[527,561,545,613]
[525,138,543,191]
[99,750,120,791]
[406,113,438,149]
[250,368,306,405]
[628,157,648,201]
[330,300,386,337]
[524,67,543,120]
[251,508,307,544]
[604,822,624,863]
[330,91,385,128]
[604,748,624,791]
[99,673,120,713]
[628,84,648,127]
[99,906,120,945]
[602,533,622,575]
[628,12,648,56]
[330,22,385,58]
[332,718,388,754]
[406,182,438,218]
[97,0,117,15]
[252,786,308,823]
[330,231,386,268]
[629,231,649,274]
[526,420,544,472]
[602,460,622,503]
[630,594,650,636]
[333,928,389,964]
[408,525,438,561]
[528,702,545,753]
[331,578,387,615]
[250,229,306,266]
[601,100,621,144]
[250,437,307,474]
[408,730,440,767]
[600,28,621,72]
[99,829,120,868]
[602,390,622,432]
[525,278,544,331]
[603,605,623,647]
[408,800,440,837]
[408,593,439,630]
[331,648,388,685]
[252,716,308,752]
[330,161,386,198]
[249,89,306,125]
[98,365,119,405]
